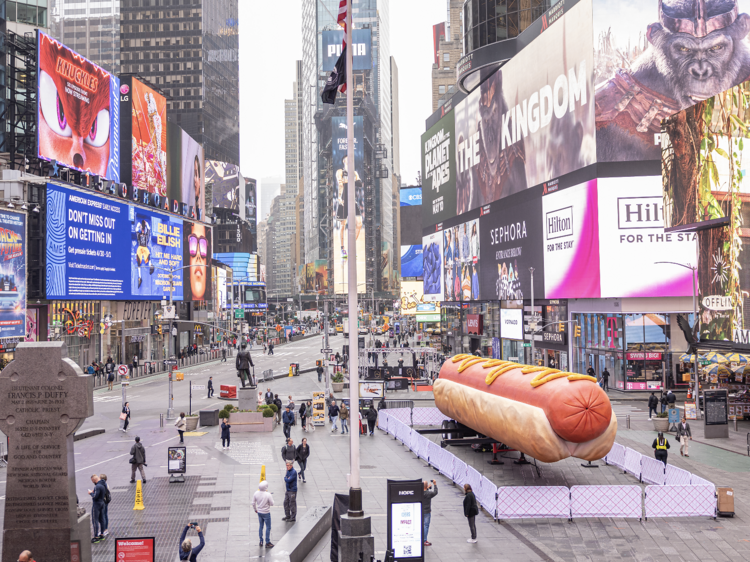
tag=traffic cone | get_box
[133,479,145,511]
[260,465,266,483]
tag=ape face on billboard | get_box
[594,0,750,163]
[37,32,120,181]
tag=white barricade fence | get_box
[623,448,643,480]
[397,422,410,445]
[438,448,455,479]
[417,435,431,462]
[388,408,412,425]
[644,485,716,519]
[409,429,421,456]
[377,411,389,431]
[427,440,443,469]
[478,476,498,518]
[388,419,401,439]
[465,466,483,500]
[665,465,692,487]
[496,486,571,520]
[604,443,626,469]
[691,475,715,490]
[452,459,468,489]
[570,485,642,519]
[412,407,451,426]
[640,456,667,485]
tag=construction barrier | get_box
[665,465,692,486]
[377,411,388,432]
[426,440,443,469]
[496,486,570,520]
[417,435,431,462]
[691,475,715,489]
[409,428,421,457]
[570,485,642,519]
[623,448,643,480]
[452,459,468,489]
[478,476,498,518]
[604,442,626,469]
[644,485,716,519]
[640,456,667,486]
[437,447,455,480]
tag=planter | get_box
[228,411,275,433]
[652,417,669,432]
[332,382,345,393]
[185,416,199,431]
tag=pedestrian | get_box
[282,406,294,439]
[133,354,139,373]
[88,474,107,543]
[423,479,438,547]
[329,399,340,432]
[17,551,34,562]
[106,357,115,390]
[265,388,274,405]
[272,394,284,425]
[281,438,296,464]
[221,347,227,362]
[660,392,668,414]
[178,524,205,561]
[221,418,231,449]
[601,367,610,391]
[339,401,349,434]
[282,461,298,522]
[175,412,187,443]
[306,400,315,432]
[652,431,670,465]
[366,405,377,435]
[666,389,677,409]
[99,473,111,536]
[120,402,131,432]
[253,481,274,548]
[299,401,307,431]
[677,416,692,457]
[377,396,386,411]
[586,363,595,379]
[648,392,658,420]
[269,342,275,356]
[316,363,324,383]
[287,395,296,418]
[129,435,147,483]
[296,438,310,483]
[463,483,479,544]
[263,342,267,354]
[207,376,214,398]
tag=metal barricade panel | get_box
[690,475,716,489]
[452,459,468,489]
[496,486,571,520]
[604,443,626,469]
[412,407,451,426]
[438,448,455,480]
[466,466,483,500]
[665,465,692,487]
[377,411,389,432]
[641,456,667,485]
[623,447,643,480]
[478,476,498,518]
[570,485,642,519]
[427,440,443,469]
[409,429,421,456]
[417,435,431,461]
[645,485,716,518]
[387,408,412,426]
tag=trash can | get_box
[290,363,300,376]
[200,409,220,426]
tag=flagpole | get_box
[345,0,363,519]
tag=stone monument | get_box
[0,342,94,562]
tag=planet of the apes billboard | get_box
[421,111,457,228]
[594,0,750,164]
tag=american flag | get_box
[337,0,348,93]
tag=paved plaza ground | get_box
[0,336,748,561]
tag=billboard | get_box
[442,218,480,301]
[217,267,227,311]
[400,245,423,278]
[183,220,212,302]
[400,187,422,207]
[207,160,241,212]
[315,259,328,294]
[479,190,544,302]
[321,29,372,71]
[305,262,315,293]
[128,77,168,196]
[594,0,750,164]
[245,177,257,234]
[181,129,205,219]
[0,212,26,338]
[500,308,524,341]
[46,183,184,300]
[400,280,434,315]
[37,32,120,182]
[422,231,443,302]
[332,116,366,294]
[454,0,595,214]
[421,111,456,227]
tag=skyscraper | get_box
[431,0,463,112]
[301,0,398,297]
[119,0,239,165]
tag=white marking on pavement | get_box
[75,437,176,472]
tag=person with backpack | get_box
[647,392,659,420]
[99,474,111,536]
[105,357,115,390]
[463,483,479,543]
[652,431,670,465]
[129,436,147,483]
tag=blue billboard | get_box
[0,212,26,338]
[401,245,423,278]
[46,183,184,300]
[400,187,422,207]
[321,29,372,72]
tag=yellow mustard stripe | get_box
[566,374,598,383]
[451,354,471,363]
[530,372,570,388]
[458,357,486,372]
[520,366,548,374]
[481,359,507,369]
[485,364,518,385]
[529,368,561,385]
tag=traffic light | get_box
[157,324,163,335]
[558,322,565,332]
[574,324,581,338]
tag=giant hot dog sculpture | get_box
[434,355,617,463]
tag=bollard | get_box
[160,413,164,428]
[626,415,630,429]
[735,418,738,432]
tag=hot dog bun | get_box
[433,356,616,463]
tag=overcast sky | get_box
[239,0,447,208]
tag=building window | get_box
[438,85,446,94]
[443,52,450,62]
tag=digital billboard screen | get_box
[315,259,328,294]
[46,183,184,300]
[400,245,423,278]
[321,29,372,71]
[183,220,212,302]
[332,116,366,294]
[207,160,241,212]
[129,77,168,197]
[181,129,205,219]
[0,212,26,338]
[245,177,257,232]
[400,187,422,207]
[37,32,120,182]
[593,0,750,164]
[442,218,480,301]
[421,111,456,227]
[422,231,443,302]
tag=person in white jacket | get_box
[253,481,274,549]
